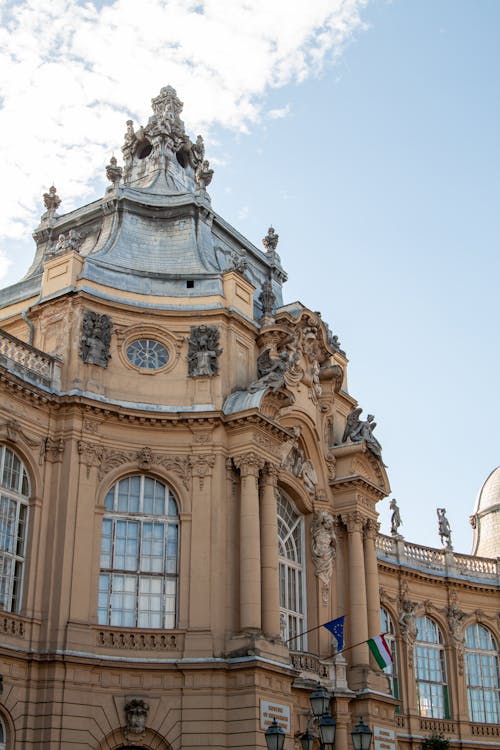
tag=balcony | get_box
[0,328,61,390]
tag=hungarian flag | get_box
[367,634,393,669]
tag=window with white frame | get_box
[465,623,500,723]
[0,445,30,614]
[415,616,450,719]
[277,490,306,650]
[380,607,399,701]
[98,475,179,628]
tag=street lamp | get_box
[309,686,330,718]
[318,713,337,750]
[265,718,285,750]
[299,728,315,750]
[351,718,373,750]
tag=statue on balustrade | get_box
[437,507,453,549]
[390,498,402,536]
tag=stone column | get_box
[343,512,369,664]
[260,463,280,638]
[364,518,381,639]
[234,453,263,632]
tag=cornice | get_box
[377,559,499,592]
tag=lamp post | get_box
[351,718,373,750]
[265,718,285,750]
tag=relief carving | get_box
[399,598,418,666]
[187,325,222,377]
[39,437,64,464]
[248,348,290,393]
[80,310,112,368]
[124,698,149,737]
[189,454,216,489]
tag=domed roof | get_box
[473,466,500,514]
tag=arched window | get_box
[465,624,500,723]
[0,715,6,750]
[415,616,450,719]
[98,475,179,629]
[380,607,399,700]
[277,491,306,650]
[0,445,30,614]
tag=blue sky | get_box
[0,0,498,552]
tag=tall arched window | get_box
[380,607,399,700]
[98,475,179,628]
[465,624,500,723]
[0,445,30,613]
[0,715,6,750]
[277,491,306,650]
[415,616,450,719]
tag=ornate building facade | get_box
[0,87,498,749]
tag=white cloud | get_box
[0,0,368,241]
[268,105,291,120]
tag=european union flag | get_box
[322,616,345,652]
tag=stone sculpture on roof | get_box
[248,348,290,393]
[390,498,402,536]
[342,407,383,460]
[437,507,453,549]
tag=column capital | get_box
[363,518,380,540]
[341,511,366,534]
[233,452,264,478]
[261,461,279,486]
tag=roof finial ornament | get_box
[42,185,61,222]
[263,226,279,253]
[105,155,123,187]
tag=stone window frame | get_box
[0,445,30,614]
[415,615,450,720]
[116,324,182,376]
[380,606,400,702]
[98,474,180,629]
[0,714,6,750]
[277,489,307,651]
[465,623,500,724]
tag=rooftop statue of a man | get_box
[390,498,402,536]
[437,507,453,549]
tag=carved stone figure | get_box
[43,185,61,213]
[195,159,213,189]
[187,325,222,377]
[228,248,248,274]
[283,444,304,477]
[248,348,289,393]
[390,498,402,536]
[301,459,318,495]
[446,604,466,644]
[342,407,383,460]
[80,310,112,367]
[258,279,276,318]
[437,508,453,549]
[262,226,279,252]
[124,698,149,735]
[399,600,418,643]
[311,511,336,586]
[106,155,123,186]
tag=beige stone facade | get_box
[0,88,498,749]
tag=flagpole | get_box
[326,632,389,660]
[284,616,346,645]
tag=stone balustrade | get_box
[0,328,61,389]
[376,533,499,583]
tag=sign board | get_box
[260,700,291,734]
[374,725,396,750]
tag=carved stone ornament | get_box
[42,185,61,216]
[105,155,122,186]
[258,279,276,318]
[342,407,383,462]
[80,310,112,368]
[121,86,214,189]
[248,347,289,393]
[49,229,83,257]
[311,511,336,605]
[187,325,222,377]
[189,454,216,490]
[78,442,191,487]
[227,248,248,274]
[399,599,418,653]
[39,437,64,465]
[124,698,149,736]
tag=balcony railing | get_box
[0,328,61,389]
[376,533,499,583]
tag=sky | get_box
[0,0,499,553]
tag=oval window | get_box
[126,339,169,370]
